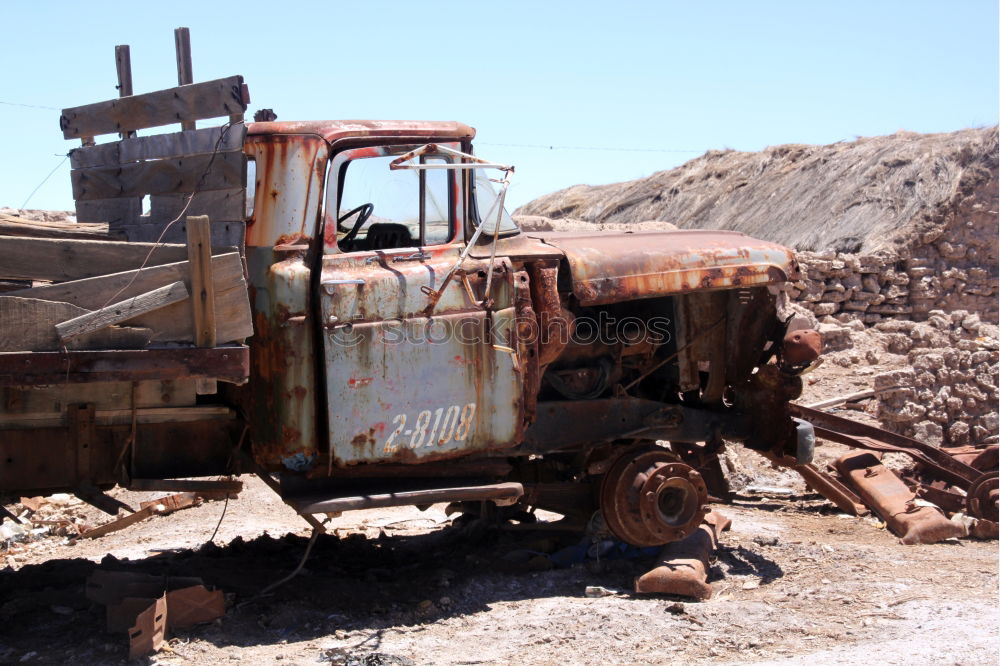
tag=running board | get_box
[287,482,524,515]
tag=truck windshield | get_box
[472,169,519,234]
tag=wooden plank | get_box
[185,217,216,346]
[115,45,135,139]
[129,280,252,344]
[8,253,250,345]
[60,75,247,139]
[0,297,84,351]
[186,215,217,394]
[80,505,157,539]
[0,346,250,386]
[0,236,188,281]
[0,297,151,352]
[75,197,142,225]
[115,45,133,97]
[149,188,246,224]
[71,403,96,481]
[71,150,246,201]
[56,281,189,342]
[0,405,232,429]
[117,219,245,250]
[804,390,876,410]
[0,380,197,415]
[0,279,32,294]
[0,214,116,240]
[69,125,247,169]
[175,27,196,132]
[8,252,243,310]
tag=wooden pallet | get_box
[61,29,250,249]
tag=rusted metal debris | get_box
[634,511,732,600]
[834,451,968,545]
[792,404,984,494]
[781,329,822,367]
[792,404,999,536]
[759,450,869,517]
[79,491,218,539]
[86,570,225,658]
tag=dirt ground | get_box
[2,437,998,666]
[1,334,997,665]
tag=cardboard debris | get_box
[128,594,168,660]
[166,585,226,629]
[86,570,226,658]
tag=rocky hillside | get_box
[517,127,999,325]
[516,126,997,255]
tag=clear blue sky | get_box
[1,0,996,213]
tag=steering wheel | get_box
[338,203,375,244]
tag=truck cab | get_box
[237,120,818,545]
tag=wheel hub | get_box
[968,471,999,523]
[599,444,709,547]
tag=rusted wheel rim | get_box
[599,444,708,547]
[968,471,999,522]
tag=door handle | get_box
[321,279,365,295]
[392,251,431,263]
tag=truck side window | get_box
[470,168,518,234]
[335,154,454,252]
[245,157,256,220]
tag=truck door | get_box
[318,143,523,467]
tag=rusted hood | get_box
[525,230,798,306]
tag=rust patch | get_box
[351,430,377,449]
[526,230,796,306]
[282,425,302,445]
[782,328,822,366]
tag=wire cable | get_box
[477,142,702,154]
[20,156,68,209]
[0,100,61,111]
[207,494,230,543]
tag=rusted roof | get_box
[247,120,476,144]
[526,230,799,306]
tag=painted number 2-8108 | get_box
[383,403,477,454]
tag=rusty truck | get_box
[0,35,823,548]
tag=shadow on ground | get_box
[0,511,784,663]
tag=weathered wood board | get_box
[116,219,245,249]
[0,380,198,414]
[60,76,247,139]
[69,124,247,169]
[5,253,251,344]
[9,252,242,310]
[56,281,189,342]
[0,347,250,386]
[128,281,252,343]
[0,214,116,240]
[0,236,190,281]
[75,198,142,226]
[149,189,246,226]
[0,297,151,352]
[71,151,246,201]
[0,405,232,429]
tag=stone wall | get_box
[871,316,998,446]
[783,164,999,325]
[785,245,998,326]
